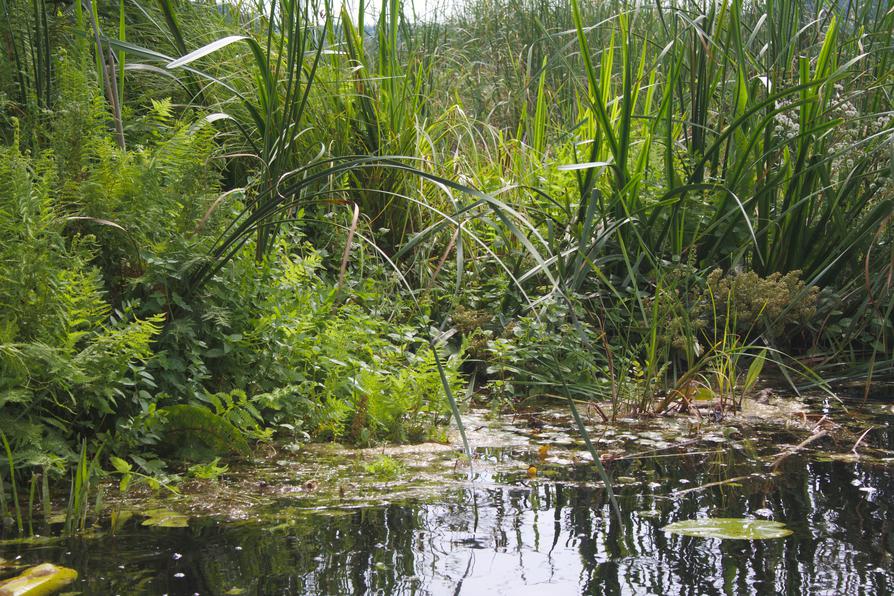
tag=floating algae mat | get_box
[0,401,892,594]
[663,518,793,540]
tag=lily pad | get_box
[0,562,77,595]
[141,509,189,528]
[662,518,792,540]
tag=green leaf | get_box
[109,456,131,474]
[744,350,767,392]
[166,35,250,69]
[0,563,78,594]
[663,518,792,540]
[141,508,189,528]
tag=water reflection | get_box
[3,452,891,595]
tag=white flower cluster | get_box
[773,83,893,195]
[867,111,893,196]
[828,84,862,175]
[773,99,799,141]
[867,175,889,195]
[874,113,893,132]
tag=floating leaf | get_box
[662,518,792,540]
[141,509,189,528]
[0,563,77,595]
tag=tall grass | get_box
[0,434,104,537]
[335,0,445,250]
[111,0,330,259]
[5,0,889,381]
[450,0,894,384]
[0,0,52,146]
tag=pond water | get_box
[2,398,893,595]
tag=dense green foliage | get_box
[0,0,892,529]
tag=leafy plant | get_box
[0,128,163,466]
[363,455,405,481]
[187,457,229,481]
[155,404,251,459]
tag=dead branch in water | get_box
[770,430,830,472]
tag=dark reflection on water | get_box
[3,450,893,595]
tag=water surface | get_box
[2,400,892,595]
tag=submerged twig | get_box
[673,474,760,496]
[852,426,875,454]
[616,449,722,461]
[770,430,830,471]
[612,439,701,460]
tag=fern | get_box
[0,132,163,465]
[157,404,251,458]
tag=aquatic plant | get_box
[363,455,405,481]
[187,457,229,481]
[663,518,793,540]
[0,563,78,594]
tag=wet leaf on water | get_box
[141,509,189,528]
[0,562,77,595]
[663,518,792,540]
